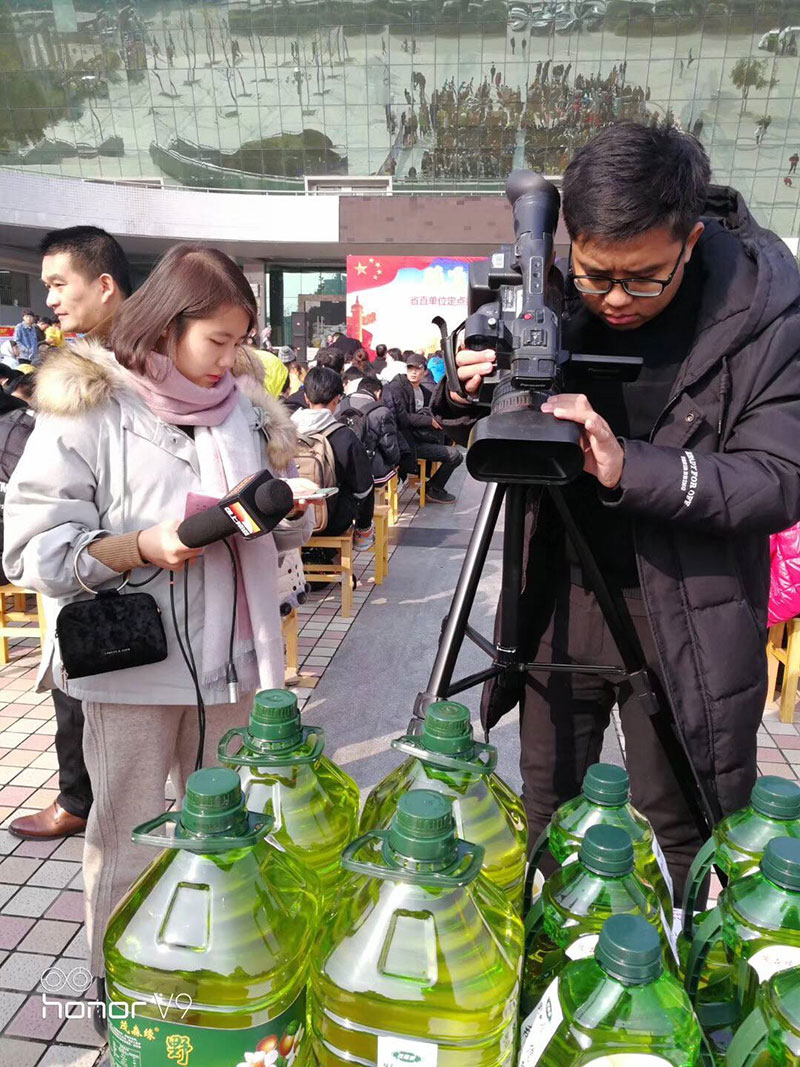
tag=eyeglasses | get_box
[569,240,688,298]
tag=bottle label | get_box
[518,977,563,1066]
[748,944,800,983]
[377,1034,439,1066]
[565,934,599,961]
[659,907,680,964]
[106,989,305,1067]
[529,867,546,905]
[651,836,674,899]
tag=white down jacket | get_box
[3,342,313,705]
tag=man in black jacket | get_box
[341,376,402,485]
[386,352,463,503]
[437,122,800,899]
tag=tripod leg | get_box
[498,485,527,659]
[410,482,505,727]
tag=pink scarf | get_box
[125,353,284,696]
[127,353,239,426]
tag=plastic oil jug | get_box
[679,777,800,1053]
[685,838,800,1033]
[219,688,360,905]
[309,789,524,1066]
[518,913,710,1067]
[526,762,674,927]
[359,699,528,912]
[726,966,800,1067]
[104,767,320,1067]
[522,823,679,1016]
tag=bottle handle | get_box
[131,810,274,852]
[390,736,498,775]
[217,726,326,767]
[681,836,716,941]
[524,826,551,914]
[725,1003,770,1067]
[341,830,485,888]
[684,906,723,1005]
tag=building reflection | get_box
[0,0,797,233]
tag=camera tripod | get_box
[409,480,723,844]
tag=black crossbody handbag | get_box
[55,543,168,680]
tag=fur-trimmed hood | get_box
[35,339,297,471]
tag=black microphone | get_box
[177,473,294,549]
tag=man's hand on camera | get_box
[450,348,496,404]
[541,394,625,490]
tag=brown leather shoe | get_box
[9,801,87,840]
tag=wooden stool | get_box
[767,619,800,723]
[0,584,45,665]
[371,504,390,585]
[303,530,354,617]
[376,473,399,526]
[407,459,440,508]
[282,609,299,682]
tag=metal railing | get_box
[0,165,520,197]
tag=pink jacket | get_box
[769,522,800,625]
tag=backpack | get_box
[337,400,380,460]
[294,424,339,532]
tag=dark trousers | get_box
[355,489,375,531]
[324,487,375,536]
[53,688,93,819]
[519,581,706,903]
[413,442,462,490]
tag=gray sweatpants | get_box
[82,695,255,975]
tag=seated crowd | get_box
[261,338,464,553]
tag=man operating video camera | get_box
[435,121,800,900]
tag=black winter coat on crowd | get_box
[434,186,800,819]
[384,377,442,460]
[341,389,402,483]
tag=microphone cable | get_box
[167,542,240,773]
[168,566,206,772]
[222,539,240,703]
[183,561,206,772]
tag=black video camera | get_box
[438,171,641,486]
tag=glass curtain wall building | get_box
[0,0,798,235]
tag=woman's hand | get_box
[137,520,203,570]
[540,394,625,490]
[286,500,311,520]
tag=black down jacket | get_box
[434,187,800,818]
[342,390,402,482]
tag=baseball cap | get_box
[406,352,427,368]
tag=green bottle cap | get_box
[579,824,635,878]
[180,767,249,837]
[751,776,800,821]
[583,764,630,807]
[595,913,663,985]
[387,790,458,865]
[248,689,302,750]
[421,701,475,757]
[761,837,800,891]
